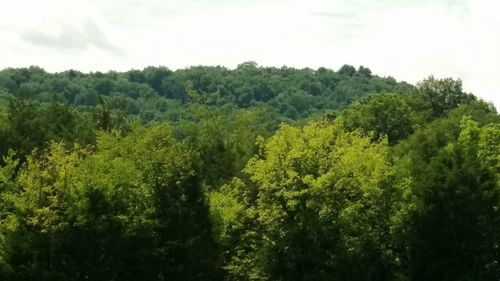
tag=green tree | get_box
[1,125,221,280]
[4,143,85,280]
[415,76,475,118]
[341,94,419,145]
[404,118,500,280]
[213,120,403,281]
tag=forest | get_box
[0,63,499,281]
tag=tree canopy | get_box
[0,64,499,280]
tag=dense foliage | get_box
[0,64,499,280]
[0,63,412,122]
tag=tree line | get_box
[0,64,499,280]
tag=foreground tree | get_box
[0,125,220,281]
[402,118,500,280]
[212,120,406,281]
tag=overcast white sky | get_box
[0,0,499,108]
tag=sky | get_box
[0,0,499,108]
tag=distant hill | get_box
[0,63,413,122]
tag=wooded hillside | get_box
[0,64,498,281]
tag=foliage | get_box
[0,126,220,281]
[0,64,498,280]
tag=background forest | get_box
[0,63,499,281]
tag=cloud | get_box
[21,20,125,56]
